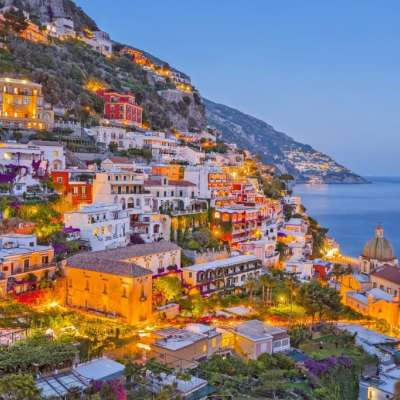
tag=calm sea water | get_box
[294,177,400,257]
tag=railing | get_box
[11,262,57,276]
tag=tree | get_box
[244,276,260,301]
[0,374,42,400]
[153,276,182,305]
[331,263,352,289]
[297,282,343,324]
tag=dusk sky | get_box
[77,0,400,177]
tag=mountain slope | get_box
[204,99,366,183]
[2,0,98,29]
[1,0,366,183]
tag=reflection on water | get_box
[294,177,400,257]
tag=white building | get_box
[82,30,112,57]
[182,255,263,296]
[92,170,152,215]
[89,126,136,150]
[131,131,179,162]
[46,17,75,39]
[175,146,205,165]
[145,176,198,213]
[238,239,279,268]
[285,257,313,281]
[64,203,130,251]
[184,165,222,199]
[0,141,65,195]
[130,212,171,243]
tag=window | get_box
[122,287,127,298]
[24,259,30,270]
[73,187,78,195]
[57,177,63,183]
[42,256,49,265]
[164,191,167,197]
[211,338,217,348]
[103,283,108,294]
[202,344,207,353]
[85,280,90,291]
[179,190,183,197]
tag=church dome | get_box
[362,225,396,262]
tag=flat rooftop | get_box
[153,327,206,351]
[183,255,258,273]
[234,320,288,342]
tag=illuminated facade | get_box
[0,78,53,130]
[20,21,48,43]
[152,164,185,181]
[212,204,270,247]
[52,170,94,207]
[66,248,153,324]
[182,255,262,296]
[64,203,130,251]
[0,234,56,297]
[97,90,143,126]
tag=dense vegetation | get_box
[0,33,205,131]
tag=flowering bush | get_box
[304,356,352,377]
[91,380,127,400]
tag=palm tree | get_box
[259,274,275,306]
[244,276,260,301]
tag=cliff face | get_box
[204,99,366,183]
[2,0,98,29]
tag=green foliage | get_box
[308,216,329,258]
[0,335,77,374]
[288,324,312,347]
[262,176,286,199]
[153,276,182,305]
[0,373,42,400]
[118,147,153,162]
[297,281,343,322]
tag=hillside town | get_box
[0,3,398,400]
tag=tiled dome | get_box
[362,225,395,262]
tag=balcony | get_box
[10,262,57,277]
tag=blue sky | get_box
[76,0,400,176]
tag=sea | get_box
[294,177,400,258]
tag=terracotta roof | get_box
[107,157,133,164]
[67,241,180,277]
[371,265,400,285]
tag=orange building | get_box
[151,165,185,181]
[52,170,94,208]
[0,78,53,130]
[20,20,48,43]
[66,248,153,324]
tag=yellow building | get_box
[0,78,53,130]
[342,227,400,328]
[66,248,153,324]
